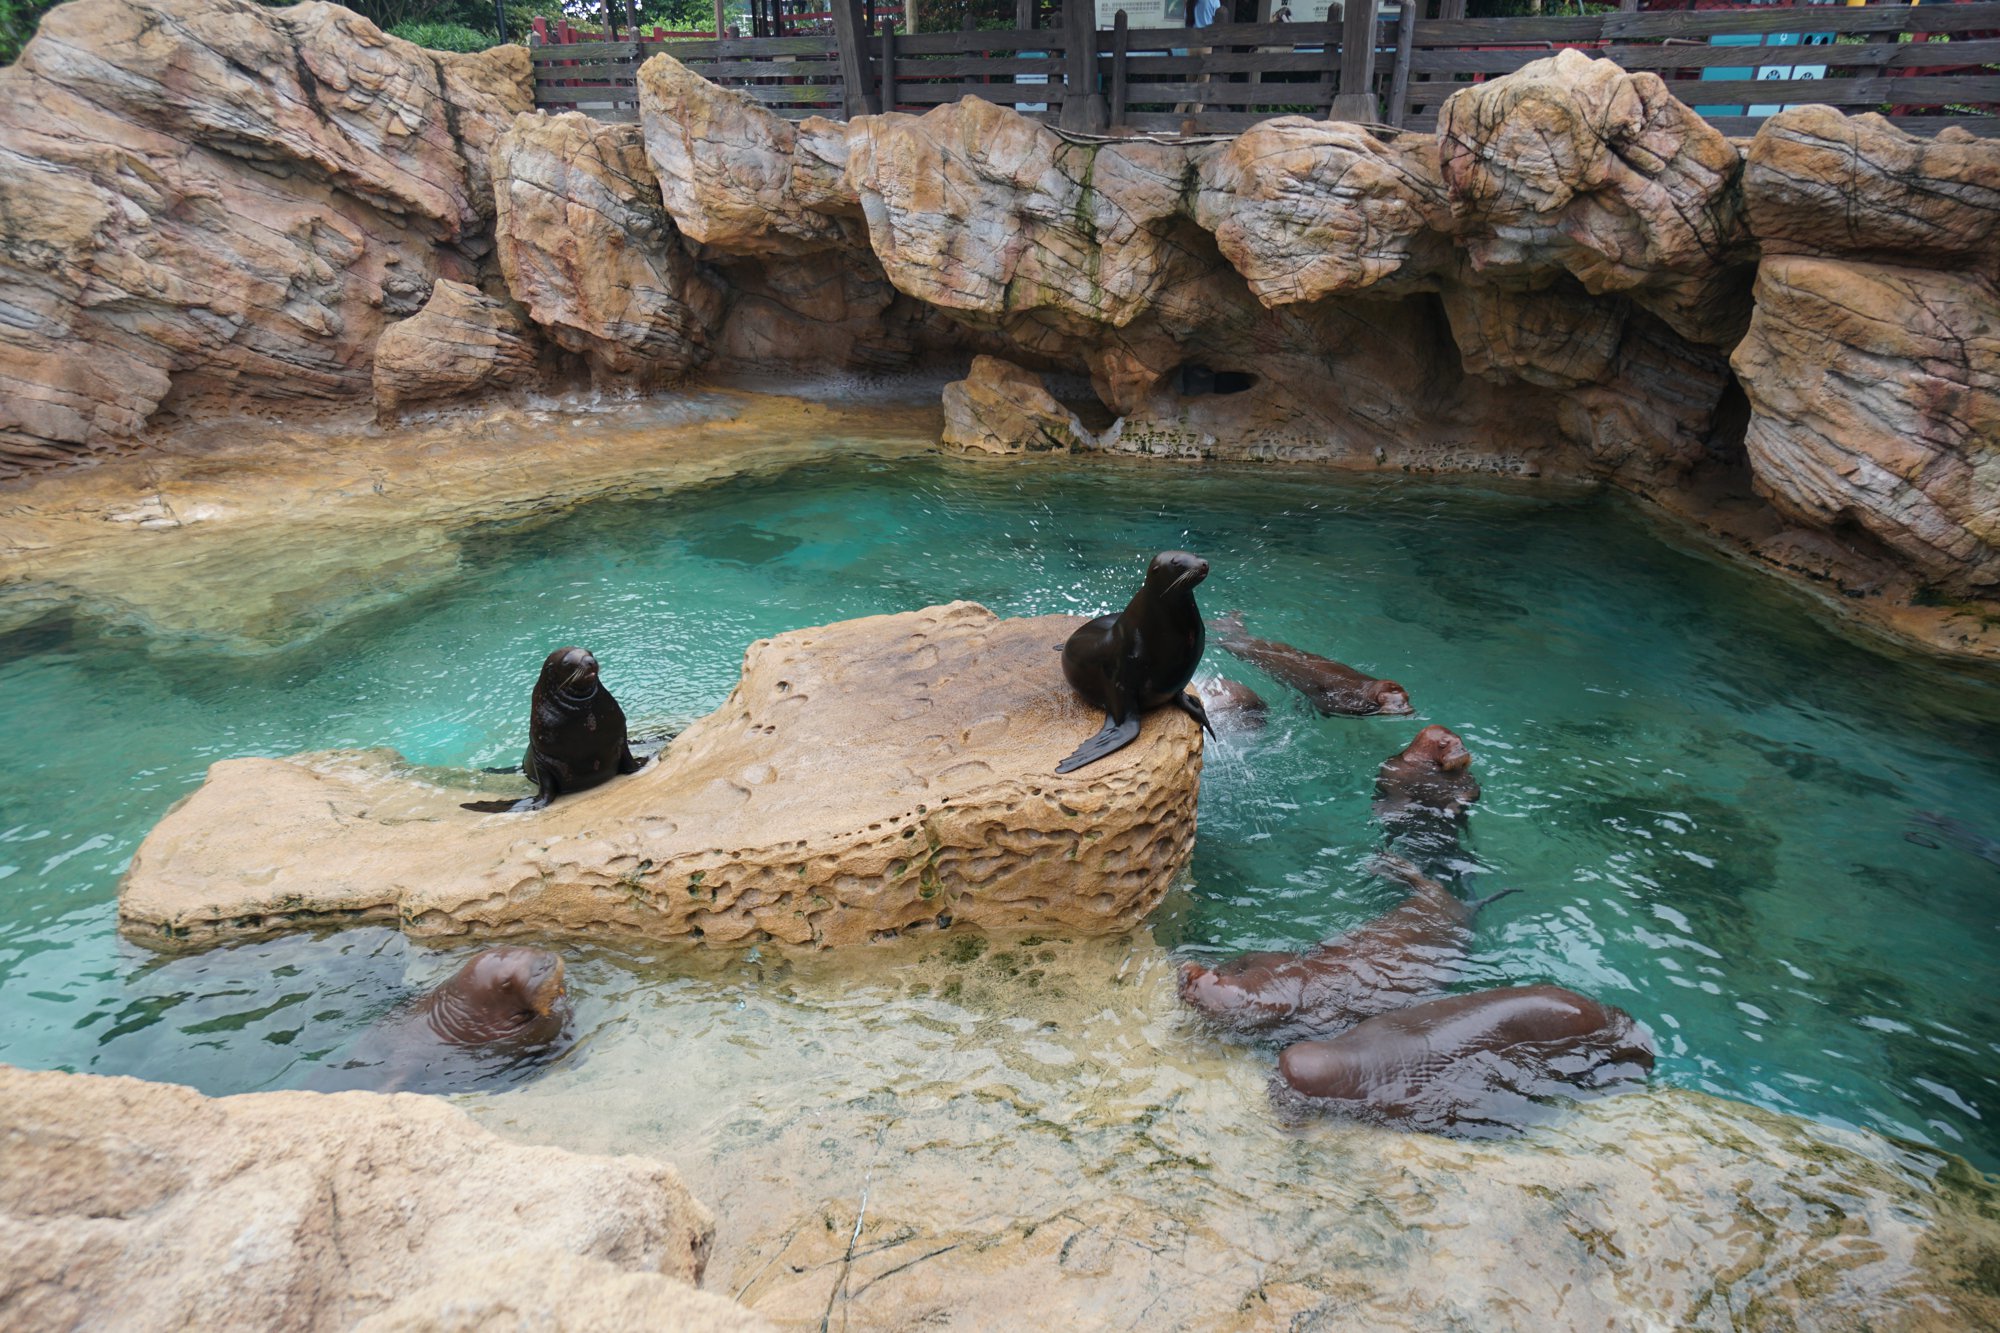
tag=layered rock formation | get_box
[490,110,725,381]
[0,1064,763,1331]
[1733,107,2000,600]
[0,0,530,475]
[372,279,540,417]
[0,0,1995,658]
[119,602,1203,948]
[940,356,1104,455]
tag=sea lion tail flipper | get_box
[1055,714,1142,774]
[1465,886,1521,914]
[1176,691,1216,738]
[617,743,642,776]
[460,798,523,813]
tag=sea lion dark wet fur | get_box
[1209,611,1413,717]
[466,646,641,813]
[1273,984,1656,1135]
[1056,550,1215,774]
[1374,725,1480,837]
[310,946,575,1093]
[1177,854,1512,1043]
[1196,676,1269,732]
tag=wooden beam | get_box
[1110,9,1129,128]
[1385,0,1416,127]
[834,0,880,115]
[1059,0,1107,131]
[880,14,898,113]
[1329,0,1377,120]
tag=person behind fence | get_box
[1175,0,1227,115]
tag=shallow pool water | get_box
[2,446,1997,1192]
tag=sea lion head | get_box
[1411,724,1471,772]
[538,647,601,702]
[1147,550,1210,597]
[452,946,569,1036]
[1368,679,1414,715]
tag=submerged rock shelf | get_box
[119,603,1202,948]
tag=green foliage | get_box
[1,0,60,65]
[388,17,498,47]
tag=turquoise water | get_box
[2,452,1997,1168]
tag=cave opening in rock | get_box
[1172,364,1258,397]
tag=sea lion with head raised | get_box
[1273,984,1655,1135]
[310,946,575,1093]
[466,646,641,813]
[1210,611,1413,717]
[1056,550,1215,774]
[1374,725,1480,837]
[1177,854,1512,1043]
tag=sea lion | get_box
[1055,550,1215,774]
[1273,984,1656,1135]
[1176,854,1513,1043]
[309,946,575,1094]
[1374,725,1480,835]
[1210,611,1413,717]
[465,646,641,813]
[1195,675,1269,732]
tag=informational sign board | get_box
[1095,0,1185,27]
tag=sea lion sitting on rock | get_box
[1273,984,1656,1135]
[1210,611,1413,717]
[1374,725,1481,846]
[310,946,575,1094]
[1177,854,1513,1043]
[465,646,641,813]
[1195,676,1269,733]
[1056,550,1215,774]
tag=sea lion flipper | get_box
[617,743,642,776]
[1055,714,1142,774]
[1175,691,1216,738]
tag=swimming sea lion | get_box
[1056,550,1215,774]
[310,946,575,1094]
[1273,984,1655,1135]
[1210,611,1413,717]
[1374,725,1480,835]
[1196,676,1269,732]
[465,646,641,813]
[1176,854,1513,1043]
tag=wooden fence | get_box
[530,1,2000,138]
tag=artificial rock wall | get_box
[1,0,1996,655]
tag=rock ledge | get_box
[118,602,1202,948]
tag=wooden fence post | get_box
[1329,0,1378,120]
[1112,8,1128,128]
[1060,1,1108,131]
[1385,0,1417,127]
[880,15,898,114]
[712,0,725,37]
[835,0,881,115]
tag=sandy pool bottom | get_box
[459,930,1999,1330]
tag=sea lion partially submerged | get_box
[1210,611,1413,717]
[1273,984,1656,1135]
[309,946,575,1093]
[1374,725,1481,839]
[1176,854,1512,1043]
[466,646,641,813]
[1195,676,1269,732]
[1056,550,1215,774]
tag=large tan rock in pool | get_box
[940,356,1100,455]
[0,1065,764,1332]
[119,602,1202,949]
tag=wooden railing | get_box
[530,1,2000,138]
